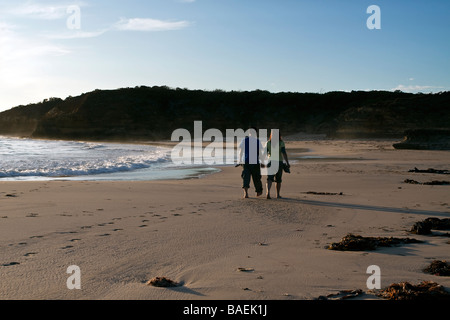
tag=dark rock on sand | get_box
[377,281,450,300]
[327,234,422,251]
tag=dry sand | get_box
[1,137,449,300]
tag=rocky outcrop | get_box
[393,129,450,150]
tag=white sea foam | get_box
[0,137,186,180]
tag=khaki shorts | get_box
[267,161,283,183]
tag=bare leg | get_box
[276,183,282,198]
[243,187,249,199]
[266,180,272,199]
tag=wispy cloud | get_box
[0,22,69,62]
[45,29,108,40]
[45,17,191,39]
[7,1,86,20]
[392,84,446,93]
[115,18,191,32]
[9,3,66,20]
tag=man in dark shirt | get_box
[238,128,264,198]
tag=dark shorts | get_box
[241,164,263,193]
[267,161,283,183]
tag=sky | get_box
[0,0,449,112]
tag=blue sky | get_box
[0,0,449,111]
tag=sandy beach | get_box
[1,137,449,300]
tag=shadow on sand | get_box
[279,198,450,218]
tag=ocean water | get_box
[0,136,220,181]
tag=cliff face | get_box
[0,86,449,142]
[331,93,450,138]
[0,99,59,136]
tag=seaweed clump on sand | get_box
[316,289,364,300]
[327,234,422,251]
[409,167,450,175]
[423,260,450,276]
[404,179,450,185]
[146,277,179,288]
[410,217,450,235]
[377,281,450,300]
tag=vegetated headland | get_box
[0,86,449,149]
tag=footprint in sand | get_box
[2,262,20,267]
[69,239,81,242]
[61,245,74,250]
[26,213,39,218]
[5,194,18,198]
[237,267,254,272]
[24,252,38,257]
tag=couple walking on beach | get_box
[238,128,290,199]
